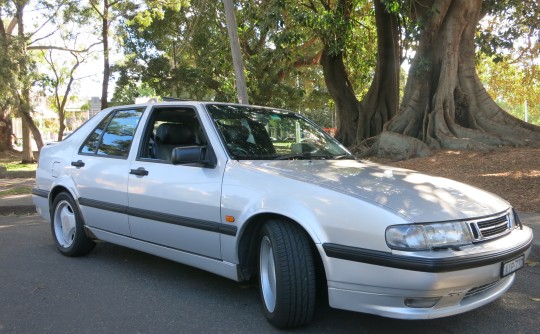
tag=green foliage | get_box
[479,0,539,62]
[477,54,540,125]
[279,0,376,101]
[112,0,336,124]
[127,0,190,29]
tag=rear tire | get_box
[51,192,95,257]
[258,219,316,328]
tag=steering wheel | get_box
[229,144,249,156]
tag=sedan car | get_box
[33,101,533,329]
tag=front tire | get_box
[51,192,95,257]
[258,219,316,328]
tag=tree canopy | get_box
[1,0,539,159]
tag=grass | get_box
[0,186,33,197]
[0,151,38,172]
[0,161,37,172]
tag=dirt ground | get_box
[2,147,538,212]
[370,147,539,213]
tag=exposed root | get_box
[375,131,431,161]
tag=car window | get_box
[80,112,113,154]
[138,107,205,161]
[206,104,351,160]
[80,108,144,158]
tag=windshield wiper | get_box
[333,154,356,160]
[274,152,331,160]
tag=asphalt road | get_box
[1,215,539,334]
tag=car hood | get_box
[243,159,509,222]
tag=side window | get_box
[80,113,113,154]
[80,108,144,158]
[139,108,203,161]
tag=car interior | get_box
[139,107,206,161]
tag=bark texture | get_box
[15,1,43,162]
[0,111,13,152]
[379,0,540,159]
[356,0,400,143]
[100,0,110,110]
[320,0,400,147]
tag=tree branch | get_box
[29,28,60,46]
[28,42,101,53]
[6,16,17,35]
[90,1,105,20]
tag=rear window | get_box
[80,108,144,158]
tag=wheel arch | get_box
[48,185,95,239]
[47,174,82,212]
[236,213,327,286]
[49,185,73,211]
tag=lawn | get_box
[0,151,37,172]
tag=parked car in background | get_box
[33,101,533,328]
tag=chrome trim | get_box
[468,211,511,242]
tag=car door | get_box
[71,107,145,236]
[126,106,224,259]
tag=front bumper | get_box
[320,226,533,319]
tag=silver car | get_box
[33,102,533,328]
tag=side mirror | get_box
[171,146,216,168]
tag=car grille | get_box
[468,212,511,242]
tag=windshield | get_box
[205,104,352,160]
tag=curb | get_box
[0,167,36,179]
[0,205,37,216]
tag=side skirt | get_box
[85,226,241,282]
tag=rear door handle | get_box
[71,160,85,168]
[129,167,149,176]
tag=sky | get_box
[19,2,118,101]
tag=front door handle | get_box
[129,167,149,176]
[71,160,85,168]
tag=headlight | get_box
[385,222,473,251]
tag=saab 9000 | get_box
[33,102,533,328]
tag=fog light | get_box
[404,297,441,308]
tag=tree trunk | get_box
[18,87,44,162]
[379,0,540,159]
[101,0,110,110]
[320,47,360,147]
[319,0,400,147]
[356,0,400,144]
[21,116,32,163]
[0,110,13,152]
[15,1,41,162]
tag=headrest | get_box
[156,123,195,145]
[226,125,249,143]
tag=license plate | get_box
[501,255,525,277]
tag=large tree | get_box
[9,0,45,162]
[0,5,17,152]
[41,42,97,141]
[286,0,400,146]
[2,0,86,158]
[375,0,540,159]
[113,0,333,124]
